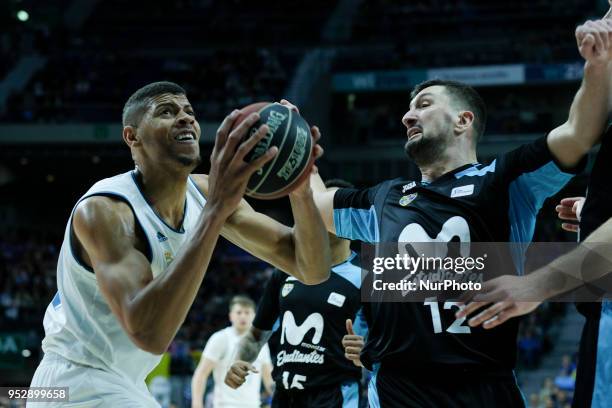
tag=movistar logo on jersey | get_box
[279,311,326,366]
[398,216,470,245]
[156,232,168,242]
[397,216,471,296]
[281,311,324,346]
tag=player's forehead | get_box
[410,85,448,106]
[231,304,254,313]
[149,93,192,109]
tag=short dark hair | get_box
[122,81,186,126]
[229,295,256,311]
[410,79,487,142]
[324,178,354,189]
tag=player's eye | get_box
[420,101,431,108]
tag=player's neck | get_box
[419,152,477,182]
[330,239,352,266]
[134,167,189,229]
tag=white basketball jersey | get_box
[41,170,207,383]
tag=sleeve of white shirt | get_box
[257,343,272,365]
[202,331,226,363]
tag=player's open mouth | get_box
[174,131,196,143]
[407,127,423,140]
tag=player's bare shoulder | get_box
[72,196,140,264]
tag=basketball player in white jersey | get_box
[28,81,331,407]
[192,296,273,408]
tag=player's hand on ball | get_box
[456,275,541,330]
[555,196,585,233]
[225,360,258,389]
[207,110,277,217]
[279,98,324,158]
[575,18,612,66]
[278,99,324,196]
[342,319,364,367]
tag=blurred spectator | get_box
[518,328,543,368]
[554,354,576,392]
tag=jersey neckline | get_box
[130,170,188,234]
[421,162,480,185]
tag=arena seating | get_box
[340,0,595,70]
[1,0,337,123]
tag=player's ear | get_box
[455,111,474,135]
[123,126,140,147]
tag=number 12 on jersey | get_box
[424,297,471,334]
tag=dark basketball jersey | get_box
[573,126,612,408]
[333,136,581,373]
[253,252,368,391]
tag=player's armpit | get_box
[72,197,157,352]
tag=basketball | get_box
[235,102,314,200]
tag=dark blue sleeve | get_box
[252,270,285,331]
[333,185,383,243]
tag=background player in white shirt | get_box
[192,296,273,408]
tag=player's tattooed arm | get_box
[237,327,273,363]
[224,327,272,389]
[547,14,612,168]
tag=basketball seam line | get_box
[249,104,293,193]
[251,140,312,198]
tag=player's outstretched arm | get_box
[224,326,272,389]
[547,15,612,167]
[458,216,612,329]
[73,111,277,355]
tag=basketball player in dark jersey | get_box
[225,180,369,408]
[312,17,612,408]
[460,127,612,408]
